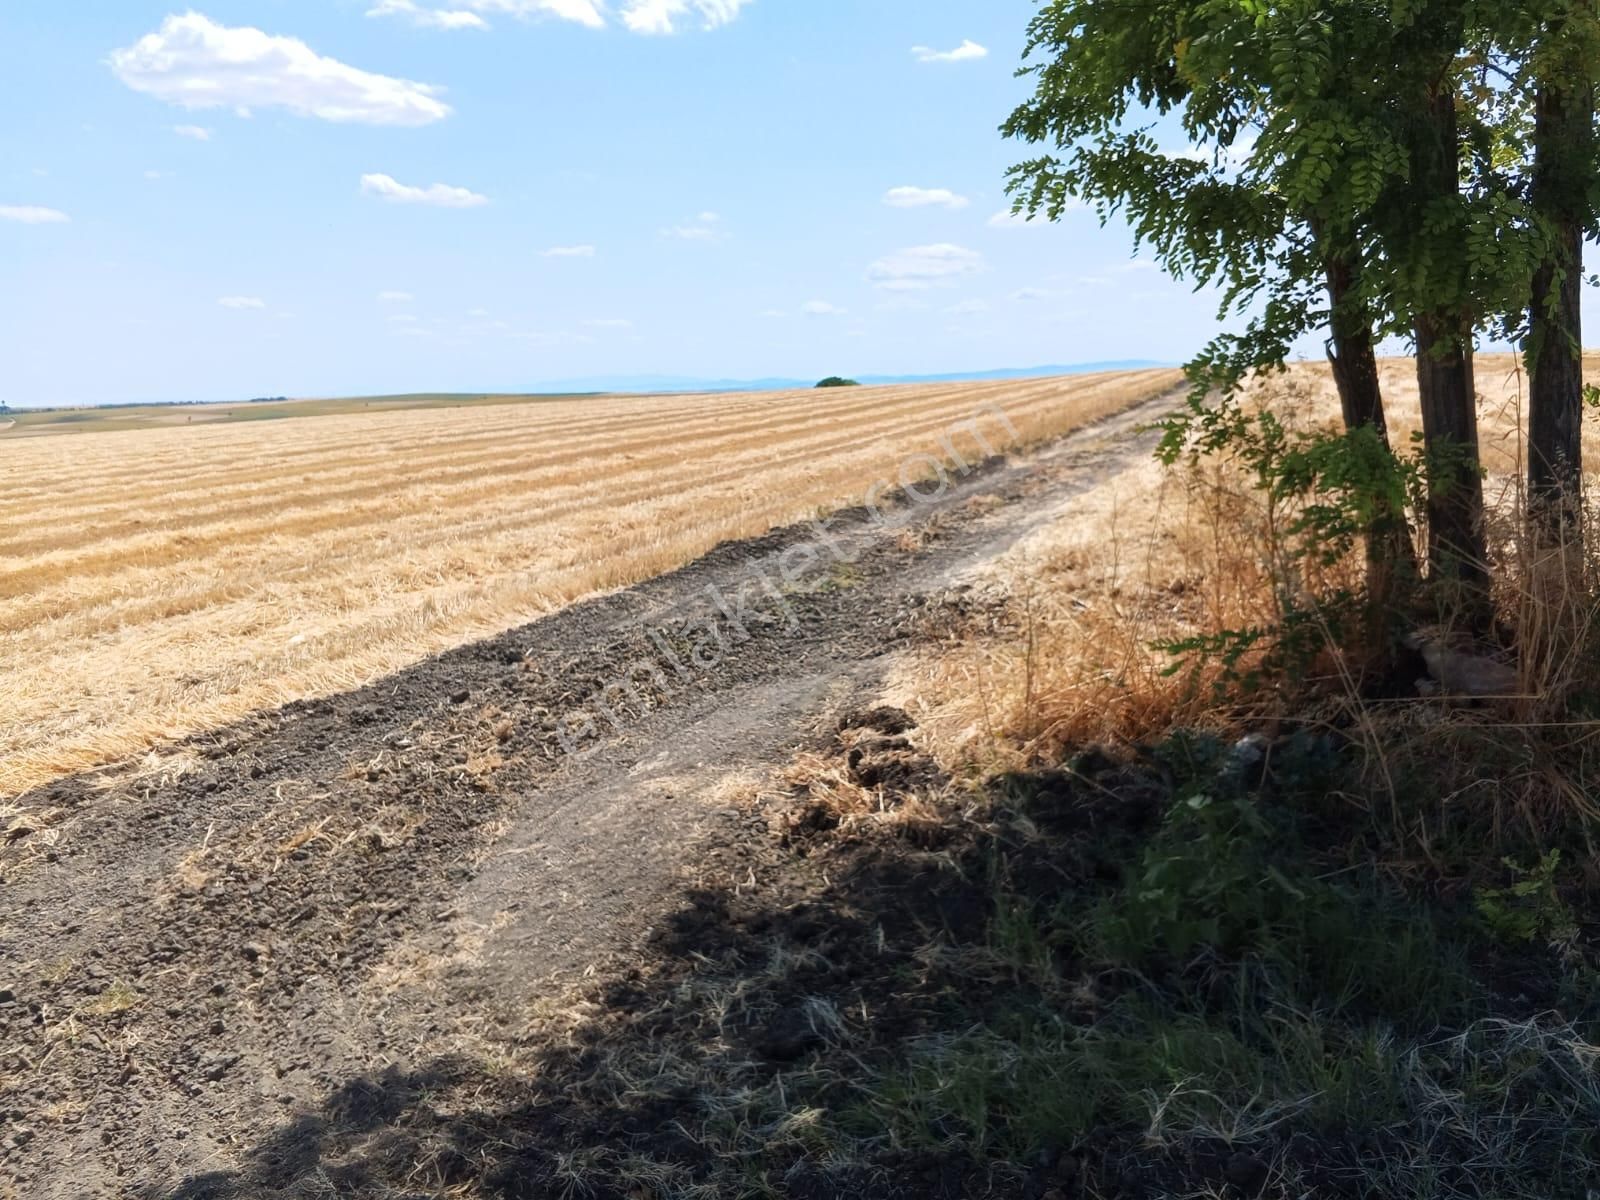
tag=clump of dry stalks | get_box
[899,357,1600,847]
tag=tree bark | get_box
[1324,250,1418,617]
[1415,315,1491,620]
[1528,77,1590,540]
[1324,301,1386,437]
[1409,83,1492,628]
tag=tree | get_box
[1385,4,1495,619]
[1002,0,1422,619]
[1504,3,1600,539]
[815,377,860,388]
[1004,0,1565,631]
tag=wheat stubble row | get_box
[0,372,1178,798]
[0,380,1025,582]
[5,379,1094,640]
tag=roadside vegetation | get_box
[672,3,1600,1187]
[753,5,1600,1189]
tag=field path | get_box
[0,391,1176,1199]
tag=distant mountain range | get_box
[536,361,1170,395]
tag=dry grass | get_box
[890,451,1240,767]
[1251,353,1600,713]
[0,371,1178,799]
[774,744,949,846]
[1254,351,1600,477]
[895,352,1600,773]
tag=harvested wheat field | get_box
[1253,350,1600,474]
[0,371,1177,799]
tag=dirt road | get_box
[0,392,1175,1198]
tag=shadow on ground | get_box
[149,708,1058,1200]
[144,716,1600,1200]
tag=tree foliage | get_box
[1004,0,1600,639]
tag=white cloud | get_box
[883,186,969,210]
[867,243,985,291]
[173,124,213,141]
[110,13,451,127]
[584,317,633,329]
[218,296,266,309]
[361,173,488,207]
[621,0,755,35]
[431,10,494,28]
[912,39,988,64]
[378,290,415,302]
[1172,135,1258,171]
[944,299,988,316]
[990,203,1083,231]
[988,210,1032,228]
[511,329,595,346]
[987,203,1084,228]
[144,169,171,180]
[759,308,787,318]
[459,0,606,28]
[622,0,686,33]
[662,212,727,241]
[451,0,751,32]
[542,244,596,257]
[0,206,70,224]
[874,294,931,313]
[466,307,492,317]
[367,0,491,31]
[801,300,847,317]
[1010,287,1054,302]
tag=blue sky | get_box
[1,2,1227,407]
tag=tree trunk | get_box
[1410,83,1492,628]
[1324,250,1417,622]
[1324,312,1386,436]
[1415,315,1491,622]
[1528,77,1590,541]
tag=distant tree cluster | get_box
[815,377,861,389]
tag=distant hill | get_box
[2,362,1174,415]
[536,361,1169,395]
[858,362,1168,386]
